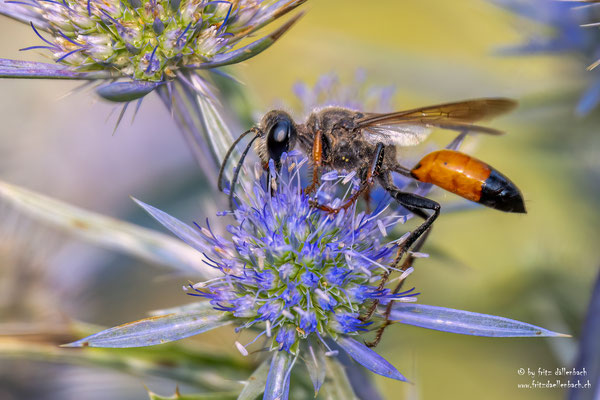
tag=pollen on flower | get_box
[188,153,418,355]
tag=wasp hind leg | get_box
[386,189,440,259]
[365,227,432,348]
[360,177,439,323]
[362,187,372,213]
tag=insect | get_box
[218,98,525,341]
[219,97,524,219]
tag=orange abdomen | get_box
[410,149,526,213]
[411,150,490,202]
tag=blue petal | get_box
[446,132,467,151]
[192,13,303,70]
[96,81,161,102]
[155,80,235,179]
[264,351,292,400]
[133,198,211,255]
[336,336,406,381]
[390,304,569,337]
[0,3,49,30]
[62,306,231,348]
[576,79,600,116]
[345,365,385,400]
[240,0,306,34]
[0,58,114,79]
[149,301,216,316]
[238,359,270,400]
[568,270,600,400]
[0,178,211,276]
[321,357,360,399]
[302,340,326,395]
[337,350,385,400]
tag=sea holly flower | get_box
[291,70,396,115]
[488,0,590,55]
[488,0,600,114]
[1,0,304,85]
[0,0,306,175]
[63,154,567,399]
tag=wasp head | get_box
[256,110,298,169]
[219,110,298,210]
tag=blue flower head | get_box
[4,0,305,88]
[292,69,396,115]
[189,153,409,355]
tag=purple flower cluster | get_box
[292,70,396,115]
[23,0,302,79]
[0,0,305,101]
[187,153,417,356]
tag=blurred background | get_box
[0,0,598,399]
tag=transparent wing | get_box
[363,125,431,146]
[358,98,516,146]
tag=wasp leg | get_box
[360,177,439,322]
[365,228,432,348]
[312,143,385,213]
[389,162,413,178]
[363,187,372,213]
[305,130,324,194]
[386,189,440,260]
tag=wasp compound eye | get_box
[273,121,289,142]
[267,119,296,164]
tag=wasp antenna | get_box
[218,127,258,192]
[228,133,261,210]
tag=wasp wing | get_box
[363,124,432,146]
[358,98,516,146]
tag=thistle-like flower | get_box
[63,153,566,399]
[292,70,396,115]
[2,0,304,86]
[0,0,306,174]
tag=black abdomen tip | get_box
[480,170,526,214]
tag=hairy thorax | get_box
[298,107,398,176]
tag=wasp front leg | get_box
[312,143,385,213]
[305,130,323,195]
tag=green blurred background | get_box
[0,1,598,399]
